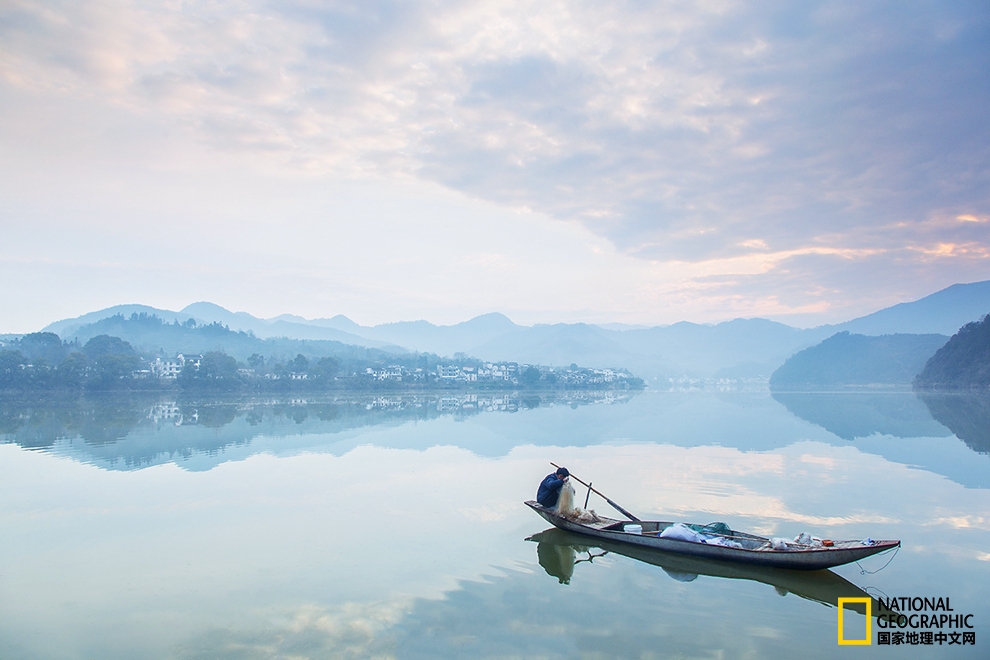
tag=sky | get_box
[1,0,988,332]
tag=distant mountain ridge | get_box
[45,303,401,350]
[769,332,949,391]
[63,313,402,363]
[830,281,990,336]
[38,279,990,379]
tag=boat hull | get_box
[525,501,899,571]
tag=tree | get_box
[57,352,90,388]
[180,351,242,391]
[0,350,27,389]
[86,353,139,390]
[291,354,309,373]
[271,361,289,377]
[82,335,135,360]
[915,315,990,390]
[247,353,265,369]
[19,332,67,364]
[522,366,542,386]
[310,356,339,381]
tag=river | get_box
[1,389,987,658]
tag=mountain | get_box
[614,318,828,377]
[65,313,402,363]
[914,314,990,390]
[34,279,990,380]
[300,315,367,334]
[833,280,990,336]
[179,302,398,348]
[465,318,822,379]
[470,322,634,367]
[366,313,523,354]
[268,311,525,356]
[45,303,399,350]
[43,304,197,337]
[769,332,948,391]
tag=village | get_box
[149,352,634,389]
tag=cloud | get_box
[5,1,987,245]
[0,0,987,326]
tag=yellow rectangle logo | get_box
[838,597,872,645]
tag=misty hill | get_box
[914,315,990,390]
[357,313,523,354]
[179,302,401,348]
[35,279,990,379]
[471,322,638,368]
[44,304,197,337]
[467,318,825,380]
[70,313,403,363]
[185,306,525,357]
[270,313,365,333]
[46,304,808,378]
[832,280,990,336]
[614,318,823,377]
[769,332,948,391]
[45,303,398,350]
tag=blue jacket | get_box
[537,473,565,507]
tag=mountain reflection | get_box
[0,391,636,469]
[529,528,889,618]
[918,393,990,455]
[770,391,950,441]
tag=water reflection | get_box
[918,393,990,455]
[4,390,988,490]
[771,391,950,441]
[529,528,889,617]
[0,391,636,470]
[3,392,988,660]
[771,391,990,488]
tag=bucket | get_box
[624,524,643,534]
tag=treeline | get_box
[0,333,351,392]
[914,314,990,390]
[71,312,396,363]
[0,333,144,391]
[0,321,645,393]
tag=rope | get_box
[855,545,899,575]
[865,585,890,600]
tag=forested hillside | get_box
[914,315,990,390]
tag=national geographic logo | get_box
[837,598,872,645]
[837,596,977,646]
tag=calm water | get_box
[1,390,988,659]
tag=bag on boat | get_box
[659,523,706,543]
[660,522,742,547]
[771,537,790,550]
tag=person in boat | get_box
[537,467,570,508]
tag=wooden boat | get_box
[525,500,899,571]
[528,527,892,617]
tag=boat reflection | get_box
[528,528,892,617]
